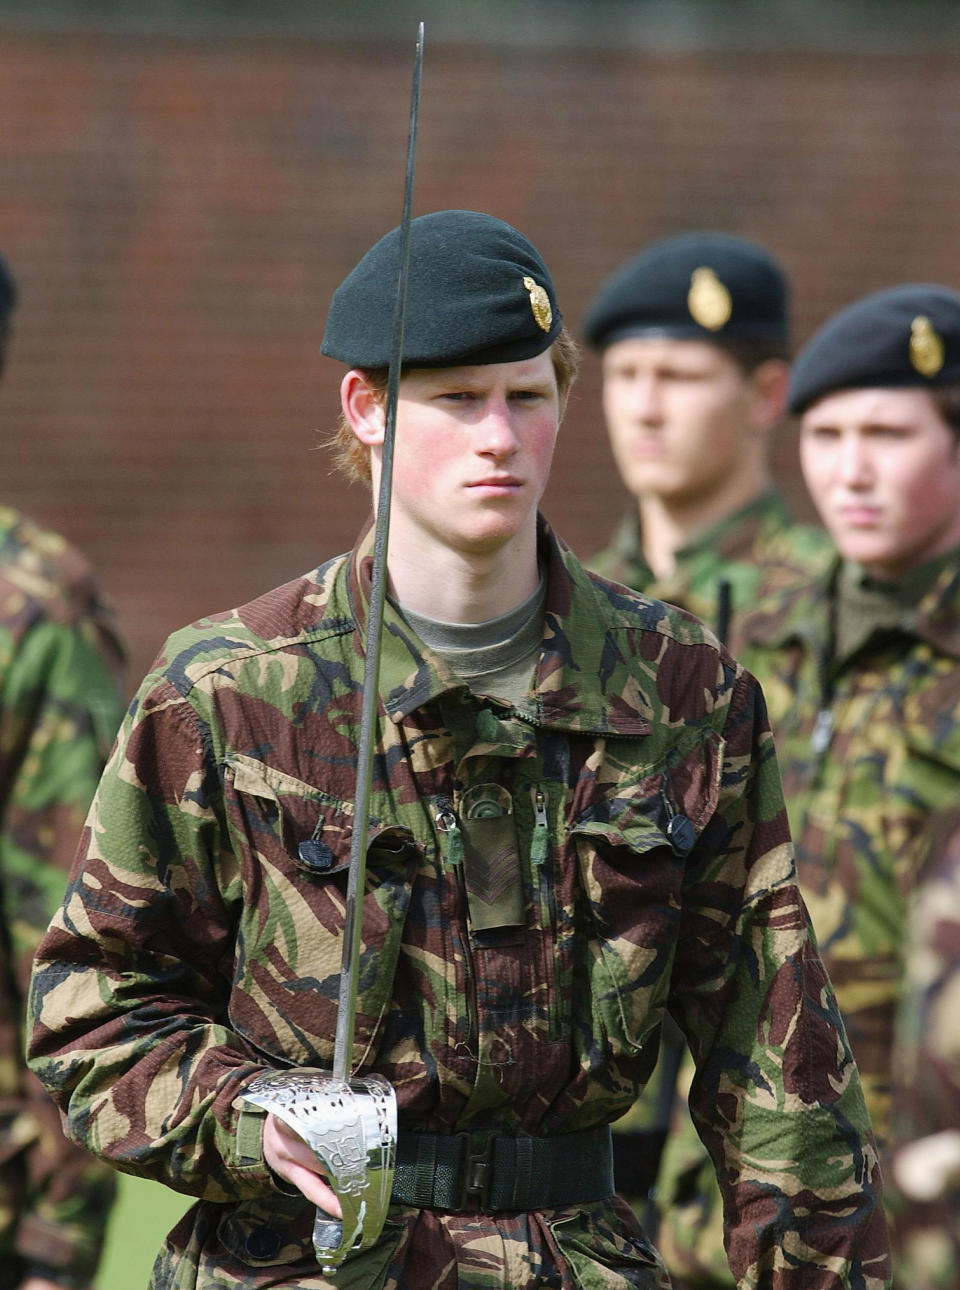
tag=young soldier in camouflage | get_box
[27,212,888,1289]
[582,233,831,1225]
[0,254,125,1290]
[656,283,960,1289]
[583,233,830,646]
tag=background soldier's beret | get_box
[788,283,960,414]
[0,253,17,326]
[581,231,788,350]
[321,210,563,368]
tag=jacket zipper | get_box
[530,785,553,930]
[434,797,476,1046]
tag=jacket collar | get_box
[904,559,960,659]
[346,514,653,736]
[741,552,960,662]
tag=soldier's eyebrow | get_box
[803,419,842,433]
[860,419,913,434]
[601,356,638,377]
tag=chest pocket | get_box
[224,755,419,1072]
[570,734,722,1055]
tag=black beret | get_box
[788,284,960,415]
[582,231,788,351]
[321,210,562,368]
[0,254,16,326]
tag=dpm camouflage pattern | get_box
[886,811,960,1290]
[739,558,960,1145]
[587,490,832,646]
[0,505,125,1288]
[590,491,832,1222]
[28,519,889,1290]
[654,555,960,1289]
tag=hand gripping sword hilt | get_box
[242,1069,397,1273]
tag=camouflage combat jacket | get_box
[588,490,831,648]
[736,555,960,1145]
[885,812,960,1290]
[591,491,831,1221]
[28,519,889,1290]
[653,556,960,1288]
[0,505,124,1287]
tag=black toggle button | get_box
[666,814,696,856]
[245,1227,282,1260]
[297,839,335,871]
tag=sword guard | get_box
[242,1068,397,1273]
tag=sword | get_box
[242,23,423,1272]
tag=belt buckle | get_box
[454,1132,497,1212]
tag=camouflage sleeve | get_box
[0,616,124,1286]
[668,667,890,1288]
[891,817,960,1149]
[886,817,960,1288]
[27,675,276,1205]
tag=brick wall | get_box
[1,24,958,683]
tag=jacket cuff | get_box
[225,1098,278,1192]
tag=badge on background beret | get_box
[909,315,945,378]
[687,267,733,331]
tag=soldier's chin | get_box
[833,532,892,568]
[455,515,529,554]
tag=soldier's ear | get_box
[747,358,790,436]
[340,370,385,447]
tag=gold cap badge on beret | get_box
[523,276,552,332]
[909,315,945,378]
[687,266,733,331]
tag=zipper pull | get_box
[530,786,553,929]
[810,708,834,756]
[530,787,550,865]
[435,802,463,869]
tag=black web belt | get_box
[391,1125,614,1212]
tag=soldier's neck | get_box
[638,466,771,581]
[386,527,541,625]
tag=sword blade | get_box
[333,22,424,1083]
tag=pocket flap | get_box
[228,754,343,807]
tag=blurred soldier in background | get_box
[581,232,831,1228]
[656,283,960,1287]
[0,254,125,1290]
[582,231,830,647]
[888,809,960,1290]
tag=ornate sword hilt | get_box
[242,1068,397,1273]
